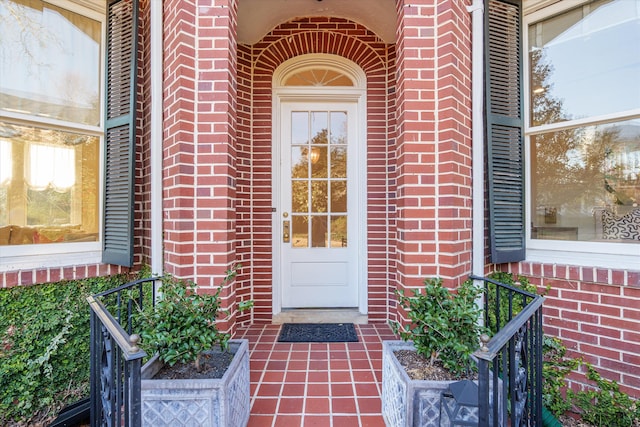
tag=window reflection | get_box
[284,69,354,87]
[292,215,308,248]
[311,216,327,247]
[528,0,640,243]
[290,110,349,248]
[27,144,75,191]
[531,121,640,241]
[529,0,640,125]
[0,0,101,125]
[0,122,99,244]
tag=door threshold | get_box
[273,309,367,325]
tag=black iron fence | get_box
[472,275,545,427]
[87,274,543,426]
[88,277,156,427]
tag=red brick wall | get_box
[163,0,199,280]
[499,262,640,398]
[1,264,129,288]
[235,43,254,325]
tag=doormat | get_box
[277,323,358,343]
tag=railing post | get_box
[472,275,545,427]
[88,278,153,427]
[477,334,491,426]
[127,335,142,427]
[89,311,98,427]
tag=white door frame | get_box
[271,54,367,316]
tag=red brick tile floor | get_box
[236,323,397,427]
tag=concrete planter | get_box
[141,339,250,427]
[382,341,502,427]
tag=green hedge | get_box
[0,273,136,425]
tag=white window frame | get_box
[0,0,105,272]
[523,0,640,269]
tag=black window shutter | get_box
[102,0,139,266]
[485,0,525,263]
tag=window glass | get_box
[528,0,640,244]
[0,0,101,125]
[284,69,353,87]
[531,119,640,242]
[0,122,100,245]
[529,0,640,126]
[0,0,102,250]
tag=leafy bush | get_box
[483,271,542,333]
[0,273,136,425]
[570,365,640,427]
[543,336,581,416]
[541,334,640,426]
[136,264,253,370]
[390,278,485,377]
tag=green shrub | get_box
[135,264,253,370]
[0,273,136,425]
[390,277,485,377]
[540,333,640,426]
[543,336,581,416]
[570,365,640,427]
[483,271,541,333]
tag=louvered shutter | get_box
[485,0,525,263]
[102,0,139,266]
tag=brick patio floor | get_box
[236,323,397,427]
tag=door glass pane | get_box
[331,181,347,212]
[311,112,328,140]
[292,215,308,248]
[291,181,308,213]
[291,112,309,144]
[291,146,308,178]
[311,181,327,213]
[330,146,347,178]
[330,112,347,144]
[331,215,347,248]
[311,215,327,247]
[288,108,350,249]
[311,146,328,178]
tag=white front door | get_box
[279,101,360,308]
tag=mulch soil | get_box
[152,349,235,380]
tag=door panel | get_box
[280,102,358,308]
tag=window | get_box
[0,0,102,264]
[525,0,640,266]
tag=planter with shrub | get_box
[136,266,252,427]
[382,277,501,427]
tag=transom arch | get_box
[273,54,367,91]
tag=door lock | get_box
[283,220,290,243]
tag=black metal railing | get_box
[472,275,545,427]
[88,277,156,427]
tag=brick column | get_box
[163,0,239,329]
[394,0,473,298]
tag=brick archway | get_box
[236,17,395,323]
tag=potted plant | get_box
[382,277,496,427]
[136,265,253,427]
